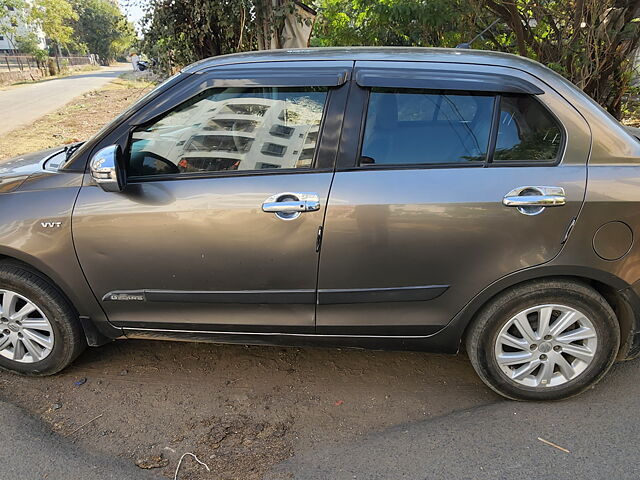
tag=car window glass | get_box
[494,94,562,162]
[128,87,328,176]
[360,88,494,166]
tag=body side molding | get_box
[317,285,449,304]
[102,285,450,305]
[102,289,316,304]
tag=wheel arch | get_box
[0,249,120,346]
[454,265,639,360]
[0,249,76,302]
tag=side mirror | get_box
[90,145,126,192]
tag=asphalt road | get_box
[0,398,160,480]
[0,65,129,136]
[268,357,640,480]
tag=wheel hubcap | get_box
[0,290,54,363]
[494,304,598,388]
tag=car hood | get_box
[0,146,66,193]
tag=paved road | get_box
[0,398,160,480]
[0,65,129,136]
[269,358,640,480]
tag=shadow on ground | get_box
[0,338,498,478]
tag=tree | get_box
[136,0,317,74]
[0,0,28,52]
[15,32,45,55]
[138,0,250,72]
[29,0,78,56]
[70,0,136,65]
[312,0,472,47]
[14,32,48,74]
[469,0,640,118]
[253,0,316,49]
[133,0,640,119]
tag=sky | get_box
[121,1,147,31]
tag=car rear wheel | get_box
[466,279,620,401]
[0,263,86,375]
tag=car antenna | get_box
[456,18,501,49]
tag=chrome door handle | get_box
[262,192,320,220]
[503,186,565,215]
[262,201,310,213]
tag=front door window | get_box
[128,87,328,177]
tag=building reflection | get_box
[131,92,324,174]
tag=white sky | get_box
[122,1,147,30]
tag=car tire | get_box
[466,279,620,401]
[0,262,86,375]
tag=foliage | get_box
[15,32,48,60]
[311,0,640,118]
[311,0,473,47]
[133,0,318,74]
[622,86,640,127]
[468,0,640,118]
[0,0,24,8]
[135,0,473,67]
[69,0,136,65]
[29,0,78,50]
[132,0,640,119]
[0,0,27,50]
[136,0,252,73]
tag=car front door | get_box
[73,61,350,332]
[316,61,591,336]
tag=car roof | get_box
[182,46,545,74]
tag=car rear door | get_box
[316,61,591,335]
[73,61,350,332]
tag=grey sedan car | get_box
[0,47,639,401]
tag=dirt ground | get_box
[0,340,498,479]
[0,76,499,479]
[0,77,154,161]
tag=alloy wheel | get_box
[0,290,54,363]
[494,304,597,388]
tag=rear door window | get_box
[360,88,495,166]
[494,94,563,162]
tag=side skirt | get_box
[122,326,461,353]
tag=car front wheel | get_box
[0,263,86,375]
[466,279,620,401]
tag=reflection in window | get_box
[256,162,280,169]
[270,124,295,138]
[178,157,240,172]
[205,119,258,132]
[360,88,494,166]
[222,103,270,116]
[128,87,327,176]
[494,95,562,162]
[261,142,287,157]
[184,135,253,153]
